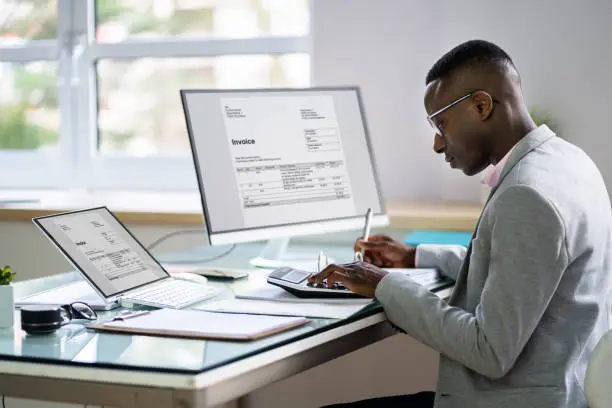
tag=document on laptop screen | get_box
[35,208,168,297]
[55,212,148,281]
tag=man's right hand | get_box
[354,234,417,268]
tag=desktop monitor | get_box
[180,87,388,269]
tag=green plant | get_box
[0,265,16,285]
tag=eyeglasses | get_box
[427,92,473,136]
[60,302,97,321]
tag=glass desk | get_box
[0,236,401,408]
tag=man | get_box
[311,39,612,407]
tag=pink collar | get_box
[482,146,515,188]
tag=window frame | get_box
[0,0,311,191]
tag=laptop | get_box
[30,207,222,309]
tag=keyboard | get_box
[267,267,366,298]
[124,278,222,309]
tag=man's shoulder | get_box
[487,184,562,224]
[502,136,604,196]
[489,137,611,252]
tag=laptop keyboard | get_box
[126,279,221,309]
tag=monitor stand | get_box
[249,237,333,270]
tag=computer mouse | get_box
[166,265,249,281]
[193,268,249,280]
[171,272,209,285]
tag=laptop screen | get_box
[33,207,170,298]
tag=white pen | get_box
[317,250,324,273]
[355,208,373,262]
[112,310,150,321]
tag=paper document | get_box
[237,285,372,304]
[383,268,443,286]
[198,298,374,320]
[54,212,158,288]
[221,95,357,226]
[91,309,309,341]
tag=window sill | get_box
[0,190,481,231]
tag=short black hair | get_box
[426,39,516,85]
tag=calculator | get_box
[267,267,455,299]
[267,267,366,298]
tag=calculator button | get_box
[282,269,310,284]
[269,267,292,279]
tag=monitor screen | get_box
[33,207,169,298]
[181,87,386,245]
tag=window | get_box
[0,0,310,190]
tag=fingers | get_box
[325,270,348,287]
[353,234,393,250]
[361,252,375,265]
[308,264,346,283]
[326,262,363,285]
[308,263,359,287]
[354,240,389,253]
[368,253,385,267]
[368,234,394,242]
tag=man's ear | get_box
[472,91,494,120]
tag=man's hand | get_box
[354,234,417,268]
[308,261,390,298]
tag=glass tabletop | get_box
[0,237,387,375]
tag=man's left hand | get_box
[308,261,390,298]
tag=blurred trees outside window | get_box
[0,0,309,155]
[0,0,58,150]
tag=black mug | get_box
[21,303,97,335]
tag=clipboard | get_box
[88,309,310,341]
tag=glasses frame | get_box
[60,302,98,321]
[427,92,473,136]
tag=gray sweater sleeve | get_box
[416,244,467,281]
[376,185,569,379]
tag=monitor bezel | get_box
[180,86,388,244]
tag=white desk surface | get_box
[0,234,453,407]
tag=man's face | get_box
[424,80,493,176]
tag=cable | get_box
[146,229,237,264]
[2,394,6,408]
[161,244,237,264]
[146,229,204,252]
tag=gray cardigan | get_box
[376,125,612,408]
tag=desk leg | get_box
[209,401,239,408]
[173,390,240,408]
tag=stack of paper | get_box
[383,268,443,286]
[236,286,372,304]
[197,298,373,319]
[197,285,374,319]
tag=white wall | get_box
[311,0,612,203]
